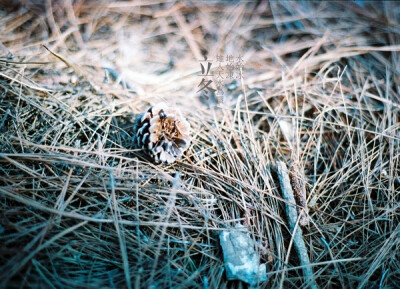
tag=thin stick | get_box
[276,161,318,289]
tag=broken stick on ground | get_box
[276,161,318,289]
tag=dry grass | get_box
[0,1,400,288]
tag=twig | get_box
[289,161,311,226]
[276,161,318,289]
[42,45,82,76]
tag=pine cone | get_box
[132,103,191,164]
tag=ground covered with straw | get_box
[1,1,399,288]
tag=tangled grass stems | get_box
[0,1,399,288]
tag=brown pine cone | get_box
[132,103,190,164]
